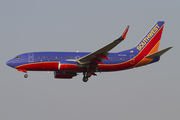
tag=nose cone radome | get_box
[6,59,15,68]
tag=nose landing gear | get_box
[24,73,28,78]
[17,69,28,78]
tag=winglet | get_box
[116,26,129,41]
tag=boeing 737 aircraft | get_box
[6,21,172,82]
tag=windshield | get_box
[15,56,22,59]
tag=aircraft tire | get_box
[83,77,88,82]
[24,74,28,78]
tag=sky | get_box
[0,0,180,120]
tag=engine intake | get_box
[58,61,78,70]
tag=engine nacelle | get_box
[59,61,79,70]
[54,71,77,79]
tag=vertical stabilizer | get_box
[136,21,164,54]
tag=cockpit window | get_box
[15,56,22,59]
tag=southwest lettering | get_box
[143,38,148,43]
[137,46,140,51]
[137,24,160,51]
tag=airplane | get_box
[6,21,172,82]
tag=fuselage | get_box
[6,48,159,73]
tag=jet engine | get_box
[54,71,77,79]
[58,61,79,70]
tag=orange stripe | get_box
[134,39,161,67]
[147,40,160,55]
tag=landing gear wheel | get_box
[83,77,88,82]
[24,74,28,78]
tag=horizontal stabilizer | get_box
[145,47,172,59]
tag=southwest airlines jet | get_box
[6,21,172,82]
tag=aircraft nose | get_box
[6,59,15,68]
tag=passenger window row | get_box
[35,56,77,59]
[35,56,127,60]
[108,58,127,60]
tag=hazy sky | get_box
[1,0,179,120]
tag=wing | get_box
[77,26,129,64]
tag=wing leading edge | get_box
[77,26,129,64]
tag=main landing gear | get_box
[82,70,92,82]
[83,77,88,82]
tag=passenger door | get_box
[130,55,135,64]
[28,53,34,62]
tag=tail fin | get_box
[136,21,164,54]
